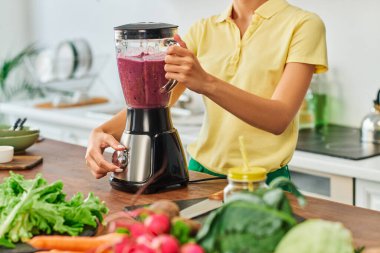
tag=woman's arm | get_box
[204,63,314,135]
[97,108,127,140]
[165,36,314,135]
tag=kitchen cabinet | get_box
[290,165,354,205]
[356,179,380,211]
[289,149,380,211]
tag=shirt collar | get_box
[215,4,233,23]
[215,0,289,23]
[256,0,289,19]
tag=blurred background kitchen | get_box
[1,0,380,210]
[2,0,380,124]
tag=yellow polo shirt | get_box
[184,0,328,174]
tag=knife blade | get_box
[179,190,224,219]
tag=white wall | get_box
[0,0,31,59]
[26,0,229,103]
[289,0,380,127]
[2,0,380,127]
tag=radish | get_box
[129,243,156,253]
[129,223,151,238]
[136,233,154,245]
[108,219,137,233]
[144,214,171,235]
[114,237,132,253]
[114,235,155,253]
[151,234,180,253]
[180,243,205,253]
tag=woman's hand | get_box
[165,34,215,94]
[85,128,126,179]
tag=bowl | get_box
[0,133,39,153]
[0,146,14,163]
[0,124,40,137]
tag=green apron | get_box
[188,158,291,189]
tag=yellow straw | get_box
[239,135,250,171]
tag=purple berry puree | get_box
[117,53,170,108]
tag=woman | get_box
[85,0,328,183]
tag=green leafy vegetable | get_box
[355,246,365,253]
[274,219,355,253]
[196,178,305,253]
[0,172,108,248]
[171,220,193,244]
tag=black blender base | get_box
[110,108,189,194]
[110,176,189,194]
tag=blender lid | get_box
[114,22,178,39]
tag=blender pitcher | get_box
[111,22,189,194]
[115,23,178,108]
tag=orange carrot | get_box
[37,251,84,253]
[28,233,124,251]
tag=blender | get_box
[110,22,189,193]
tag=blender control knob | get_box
[112,149,129,170]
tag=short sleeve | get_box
[183,19,204,56]
[287,13,328,74]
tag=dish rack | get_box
[24,40,110,107]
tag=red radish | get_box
[129,223,151,238]
[114,237,132,253]
[180,243,205,253]
[108,219,136,233]
[144,214,171,235]
[130,243,155,253]
[136,233,154,245]
[151,234,180,253]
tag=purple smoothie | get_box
[117,53,170,108]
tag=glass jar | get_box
[224,167,268,202]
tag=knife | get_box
[179,190,224,219]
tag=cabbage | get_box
[275,219,354,253]
[196,178,306,253]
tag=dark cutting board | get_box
[0,156,43,170]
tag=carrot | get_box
[28,233,124,251]
[37,251,84,253]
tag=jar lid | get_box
[228,167,267,182]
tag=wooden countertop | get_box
[1,139,380,248]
